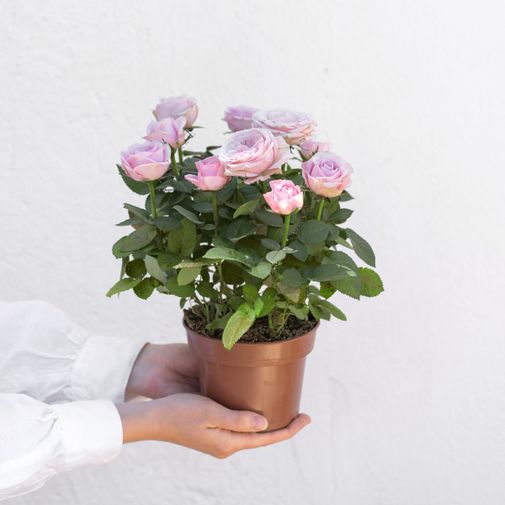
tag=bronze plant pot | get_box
[186,322,317,431]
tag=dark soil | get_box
[184,308,318,343]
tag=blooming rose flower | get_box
[264,180,304,215]
[144,116,186,148]
[302,152,352,198]
[252,109,316,145]
[219,128,290,184]
[299,139,330,159]
[120,141,170,182]
[223,105,259,132]
[153,95,199,127]
[184,155,230,191]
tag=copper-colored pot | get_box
[186,322,317,431]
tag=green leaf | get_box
[332,276,362,300]
[307,264,354,282]
[329,208,353,224]
[257,287,277,317]
[359,268,384,297]
[287,304,309,320]
[197,281,219,301]
[167,219,197,256]
[308,301,331,321]
[117,166,150,195]
[318,299,347,320]
[233,199,258,218]
[177,266,201,286]
[192,201,214,213]
[144,255,167,283]
[172,180,194,194]
[153,216,181,231]
[106,277,141,297]
[253,298,264,316]
[157,252,180,271]
[289,240,308,261]
[346,229,376,267]
[125,259,146,279]
[123,203,151,222]
[217,177,237,203]
[299,220,330,244]
[173,205,203,225]
[255,208,284,227]
[166,276,195,297]
[112,225,157,257]
[203,247,254,267]
[249,261,272,279]
[261,238,280,250]
[207,312,232,331]
[281,268,307,288]
[133,277,157,299]
[173,259,213,269]
[266,250,286,264]
[222,304,256,350]
[226,218,257,242]
[339,191,353,201]
[243,284,259,304]
[320,282,337,299]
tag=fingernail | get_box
[254,415,268,430]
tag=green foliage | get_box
[223,304,256,350]
[358,268,384,297]
[110,129,383,349]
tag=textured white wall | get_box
[2,0,505,503]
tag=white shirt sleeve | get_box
[0,301,146,500]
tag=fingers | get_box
[207,404,269,432]
[226,413,311,452]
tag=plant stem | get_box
[281,213,291,248]
[211,191,219,232]
[316,198,325,220]
[170,148,179,177]
[177,146,184,165]
[211,191,224,302]
[148,181,157,219]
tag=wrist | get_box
[125,343,156,399]
[117,402,155,443]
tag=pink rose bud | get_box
[144,116,186,148]
[219,128,290,184]
[299,139,330,159]
[223,105,259,132]
[302,152,353,198]
[264,179,304,215]
[184,156,230,191]
[252,109,316,145]
[153,95,199,127]
[120,141,170,182]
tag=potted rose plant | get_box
[108,96,384,430]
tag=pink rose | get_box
[120,141,170,182]
[299,139,330,159]
[144,117,186,148]
[264,180,304,215]
[252,109,316,145]
[219,128,290,184]
[184,156,230,191]
[223,105,259,132]
[153,95,199,127]
[302,152,353,198]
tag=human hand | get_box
[125,343,199,399]
[117,393,311,458]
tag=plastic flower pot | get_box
[185,321,318,431]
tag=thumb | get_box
[207,404,269,433]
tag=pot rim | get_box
[182,317,320,348]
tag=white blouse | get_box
[0,301,145,500]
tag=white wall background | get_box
[2,0,505,503]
